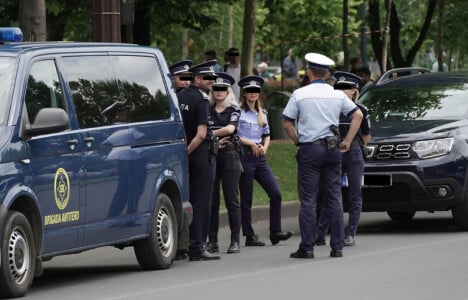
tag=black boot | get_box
[269,231,294,245]
[227,241,240,254]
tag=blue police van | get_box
[0,28,191,298]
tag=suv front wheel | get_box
[451,192,468,231]
[387,211,416,221]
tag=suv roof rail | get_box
[376,67,431,85]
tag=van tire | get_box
[134,193,177,270]
[0,211,36,299]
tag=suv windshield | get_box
[359,83,468,122]
[0,57,17,126]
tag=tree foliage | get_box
[0,0,466,73]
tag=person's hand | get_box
[251,144,261,157]
[218,136,230,149]
[258,144,266,156]
[339,140,351,153]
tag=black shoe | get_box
[290,248,314,259]
[330,249,343,258]
[315,236,326,246]
[206,241,219,253]
[189,251,221,261]
[226,242,240,254]
[245,235,265,247]
[269,231,294,245]
[175,249,187,260]
[344,235,355,246]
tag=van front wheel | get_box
[0,211,36,299]
[134,193,177,269]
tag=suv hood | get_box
[370,118,465,142]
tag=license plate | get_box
[363,174,392,186]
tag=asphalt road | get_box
[25,208,468,300]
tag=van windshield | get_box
[0,57,16,126]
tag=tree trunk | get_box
[436,0,445,71]
[342,0,349,71]
[241,0,255,77]
[133,0,151,45]
[19,0,46,41]
[368,0,384,74]
[381,0,392,72]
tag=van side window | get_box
[111,55,170,121]
[61,55,119,128]
[25,60,66,124]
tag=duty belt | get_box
[298,139,326,146]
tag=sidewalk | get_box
[218,200,300,227]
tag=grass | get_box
[218,140,298,208]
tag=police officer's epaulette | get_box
[357,102,368,111]
[197,88,209,100]
[229,104,241,112]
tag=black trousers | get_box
[188,145,216,256]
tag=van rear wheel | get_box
[134,193,177,270]
[0,211,36,299]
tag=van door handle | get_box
[84,137,94,147]
[67,139,78,150]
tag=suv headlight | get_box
[413,138,454,159]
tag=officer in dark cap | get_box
[206,72,243,254]
[169,60,193,93]
[316,71,371,247]
[237,75,294,247]
[178,60,220,261]
[283,53,363,259]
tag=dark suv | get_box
[352,68,468,230]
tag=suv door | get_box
[23,59,84,254]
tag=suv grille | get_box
[374,143,412,160]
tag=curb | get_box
[218,200,300,228]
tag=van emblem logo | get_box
[54,167,70,210]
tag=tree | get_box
[368,0,437,72]
[19,0,46,41]
[241,0,256,77]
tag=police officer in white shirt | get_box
[282,53,363,259]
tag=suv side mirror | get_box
[23,107,70,137]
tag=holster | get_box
[232,135,244,156]
[326,125,340,151]
[209,135,219,156]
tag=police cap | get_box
[305,53,335,70]
[238,75,264,89]
[333,71,363,90]
[190,60,218,76]
[169,60,193,76]
[213,72,235,87]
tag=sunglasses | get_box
[202,75,217,81]
[179,76,192,81]
[212,86,228,92]
[244,87,261,94]
[229,53,240,57]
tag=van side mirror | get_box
[23,107,70,137]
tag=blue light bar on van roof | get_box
[0,27,23,42]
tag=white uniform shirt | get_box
[282,80,358,143]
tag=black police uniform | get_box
[177,61,219,261]
[207,104,243,253]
